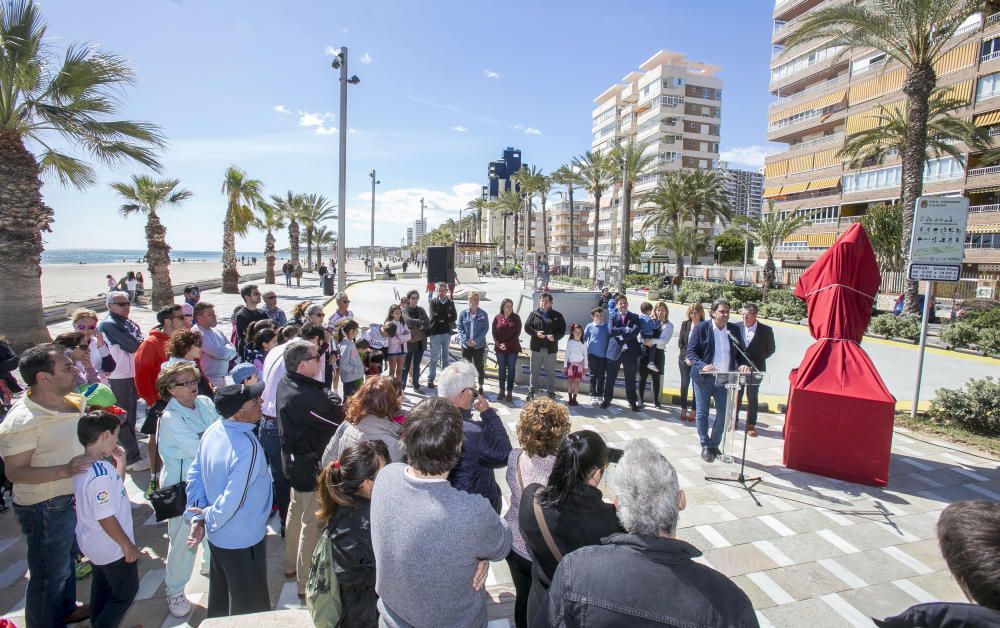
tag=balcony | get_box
[971,203,1000,213]
[987,12,1000,28]
[771,132,844,157]
[969,165,1000,177]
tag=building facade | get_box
[591,50,723,273]
[718,162,764,219]
[764,0,1000,277]
[414,218,426,243]
[406,227,413,247]
[546,198,594,270]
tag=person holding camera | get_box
[524,293,566,401]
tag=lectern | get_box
[706,370,765,503]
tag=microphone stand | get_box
[704,328,764,505]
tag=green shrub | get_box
[976,328,1000,355]
[892,313,921,340]
[940,321,978,349]
[758,301,804,320]
[651,288,674,301]
[868,314,898,336]
[955,299,1000,329]
[928,377,1000,436]
[622,273,655,289]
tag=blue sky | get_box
[38,0,776,251]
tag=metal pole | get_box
[568,184,575,277]
[742,236,749,282]
[369,169,377,280]
[419,197,424,264]
[911,281,933,419]
[336,47,349,293]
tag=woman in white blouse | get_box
[639,301,675,409]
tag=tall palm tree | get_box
[512,165,545,253]
[466,197,489,243]
[551,164,579,275]
[300,193,336,272]
[608,138,657,275]
[641,170,698,233]
[221,166,264,293]
[253,200,285,284]
[571,151,615,284]
[687,168,732,231]
[270,191,302,266]
[653,226,707,288]
[110,176,191,308]
[0,0,165,348]
[732,201,807,300]
[491,190,523,264]
[786,0,984,313]
[314,225,334,271]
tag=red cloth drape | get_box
[783,224,896,486]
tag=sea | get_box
[42,249,268,265]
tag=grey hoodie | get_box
[321,414,404,467]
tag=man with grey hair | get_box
[97,290,147,469]
[439,361,511,513]
[276,339,344,597]
[426,282,457,389]
[536,439,758,627]
[735,303,774,438]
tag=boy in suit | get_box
[602,296,643,411]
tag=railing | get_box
[976,91,1000,104]
[839,215,864,224]
[768,104,845,131]
[982,50,1000,64]
[970,203,1000,213]
[954,21,983,38]
[989,127,1000,137]
[772,132,844,156]
[968,165,1000,177]
[986,12,1000,27]
[769,73,849,108]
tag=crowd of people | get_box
[0,279,998,628]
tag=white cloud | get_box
[451,125,468,133]
[298,111,338,135]
[343,183,484,235]
[513,124,542,136]
[483,69,500,79]
[720,144,777,169]
[315,126,338,136]
[360,52,373,64]
[273,105,290,114]
[325,45,339,56]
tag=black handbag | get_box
[149,480,187,522]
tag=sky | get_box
[35,0,778,251]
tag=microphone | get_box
[727,329,762,378]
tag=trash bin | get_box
[323,274,335,296]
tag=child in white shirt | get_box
[564,323,587,406]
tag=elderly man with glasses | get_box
[97,291,147,470]
[260,291,287,326]
[439,361,511,513]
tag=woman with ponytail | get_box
[315,440,390,627]
[518,430,622,624]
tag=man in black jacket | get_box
[276,340,344,597]
[523,293,566,400]
[735,303,775,437]
[233,284,269,360]
[426,282,457,389]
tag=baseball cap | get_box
[181,303,194,317]
[214,382,265,417]
[230,362,257,385]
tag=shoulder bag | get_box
[148,410,187,521]
[532,492,563,562]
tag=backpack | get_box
[306,529,343,628]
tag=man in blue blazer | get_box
[685,298,750,462]
[602,295,643,411]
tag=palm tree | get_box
[786,0,984,313]
[221,166,264,293]
[270,191,302,266]
[110,176,191,308]
[641,170,698,233]
[491,190,523,264]
[608,138,657,275]
[0,0,165,348]
[551,164,579,275]
[314,225,334,271]
[253,201,285,284]
[571,151,615,284]
[653,226,708,286]
[732,201,807,300]
[300,193,336,272]
[687,168,732,231]
[860,203,906,273]
[466,197,489,244]
[512,165,543,253]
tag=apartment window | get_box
[924,156,963,181]
[663,77,684,89]
[710,142,720,153]
[771,45,845,81]
[966,233,1000,249]
[663,117,677,126]
[708,124,720,136]
[619,112,634,127]
[637,118,660,134]
[851,52,887,76]
[593,108,616,126]
[983,36,1000,62]
[843,164,901,193]
[661,95,684,107]
[977,72,1000,102]
[637,173,663,186]
[639,81,658,99]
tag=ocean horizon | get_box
[42,248,272,265]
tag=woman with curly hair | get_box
[290,300,314,326]
[163,330,214,398]
[503,397,572,628]
[321,375,405,467]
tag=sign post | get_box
[907,196,969,418]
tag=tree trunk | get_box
[673,253,684,289]
[513,213,520,263]
[289,220,300,265]
[763,255,776,302]
[145,213,174,308]
[0,132,54,349]
[592,191,602,285]
[305,226,314,272]
[619,183,632,276]
[265,230,276,284]
[316,242,322,272]
[540,195,548,255]
[221,199,239,293]
[501,213,508,265]
[900,65,935,314]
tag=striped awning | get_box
[784,234,809,242]
[781,181,811,195]
[845,99,903,135]
[848,67,905,106]
[934,41,978,76]
[940,78,974,104]
[967,223,1000,234]
[788,154,814,174]
[813,148,841,170]
[807,233,837,247]
[765,160,788,179]
[974,109,1000,127]
[808,176,842,191]
[763,185,784,198]
[767,89,848,124]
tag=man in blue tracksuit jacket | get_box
[186,383,273,618]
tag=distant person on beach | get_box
[282,261,293,287]
[98,291,147,471]
[124,272,138,304]
[183,285,200,308]
[293,263,303,287]
[105,275,115,292]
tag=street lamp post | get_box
[369,169,380,280]
[332,47,360,293]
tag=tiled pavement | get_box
[3,272,997,626]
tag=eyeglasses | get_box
[75,324,97,331]
[304,354,321,362]
[111,301,130,307]
[171,315,186,321]
[170,379,199,389]
[264,295,277,300]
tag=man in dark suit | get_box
[685,299,750,462]
[602,295,643,411]
[735,303,775,438]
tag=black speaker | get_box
[427,246,455,284]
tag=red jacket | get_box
[134,330,170,406]
[491,313,522,355]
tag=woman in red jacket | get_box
[492,298,522,402]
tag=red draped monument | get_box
[783,223,896,486]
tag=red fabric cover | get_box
[783,224,896,486]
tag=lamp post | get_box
[369,169,380,280]
[332,47,360,293]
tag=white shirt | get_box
[74,460,134,566]
[743,322,758,347]
[261,342,291,417]
[711,324,731,372]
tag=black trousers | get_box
[401,341,425,387]
[587,354,606,398]
[678,360,697,413]
[462,346,486,388]
[207,539,271,618]
[90,557,139,628]
[505,550,532,628]
[603,353,639,405]
[639,347,666,405]
[736,382,760,426]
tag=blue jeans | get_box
[14,494,79,627]
[427,334,450,382]
[693,378,729,449]
[284,272,292,287]
[258,419,289,528]
[496,353,517,392]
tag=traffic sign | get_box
[907,264,960,281]
[906,196,968,283]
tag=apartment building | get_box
[718,162,765,219]
[591,50,723,271]
[414,218,426,242]
[764,0,1000,276]
[546,198,594,268]
[406,227,413,247]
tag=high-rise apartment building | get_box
[406,227,413,247]
[718,162,764,219]
[591,50,723,270]
[546,198,594,267]
[764,0,1000,273]
[414,218,426,242]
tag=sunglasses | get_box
[111,301,131,307]
[170,379,199,388]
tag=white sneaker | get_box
[647,363,659,373]
[590,396,599,406]
[126,458,150,472]
[166,593,191,617]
